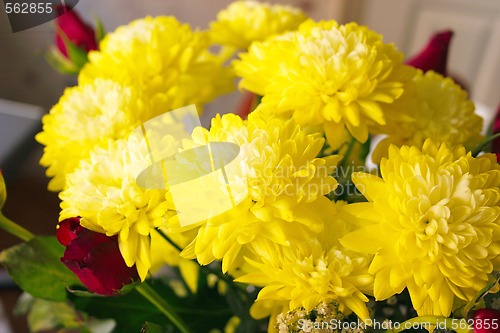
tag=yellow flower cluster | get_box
[209,0,307,49]
[341,140,500,316]
[39,1,499,328]
[38,16,234,191]
[372,70,483,161]
[36,79,156,191]
[59,135,175,280]
[237,201,373,324]
[80,16,234,110]
[179,111,341,273]
[234,20,414,148]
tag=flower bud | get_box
[57,217,139,295]
[55,5,97,58]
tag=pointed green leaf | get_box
[94,16,106,43]
[0,236,81,301]
[55,28,89,71]
[64,39,89,69]
[45,47,80,74]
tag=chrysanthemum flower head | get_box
[236,201,373,324]
[234,20,414,148]
[341,139,500,316]
[372,70,483,162]
[36,79,152,191]
[179,111,341,273]
[209,0,307,50]
[59,133,179,280]
[79,16,234,109]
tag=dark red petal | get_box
[236,92,257,119]
[62,259,112,295]
[85,241,139,294]
[56,217,83,246]
[60,226,139,295]
[405,30,453,76]
[62,228,113,261]
[472,308,500,333]
[492,103,500,162]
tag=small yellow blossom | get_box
[372,70,483,162]
[341,140,500,316]
[59,134,178,280]
[36,79,152,191]
[236,201,373,324]
[209,0,307,50]
[179,111,341,273]
[234,20,413,148]
[80,16,234,110]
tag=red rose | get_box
[472,308,500,333]
[405,30,453,76]
[55,5,98,58]
[56,217,139,296]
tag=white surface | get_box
[0,300,13,333]
[355,0,500,111]
[0,99,43,167]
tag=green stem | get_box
[472,132,500,157]
[136,283,191,333]
[155,229,237,286]
[340,136,357,168]
[0,212,34,242]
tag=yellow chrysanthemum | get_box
[209,0,307,49]
[372,70,483,162]
[341,140,500,317]
[234,20,414,148]
[179,112,341,273]
[79,16,234,109]
[59,134,179,280]
[236,201,373,327]
[36,79,155,191]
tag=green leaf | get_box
[0,236,81,301]
[55,28,89,71]
[27,298,81,332]
[94,16,106,43]
[65,39,89,70]
[141,322,165,333]
[45,47,80,74]
[0,170,6,210]
[15,293,115,333]
[74,273,234,333]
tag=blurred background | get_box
[0,0,499,331]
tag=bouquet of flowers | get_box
[1,1,499,332]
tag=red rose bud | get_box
[55,5,97,58]
[56,217,139,296]
[405,30,453,76]
[472,308,500,333]
[492,103,500,162]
